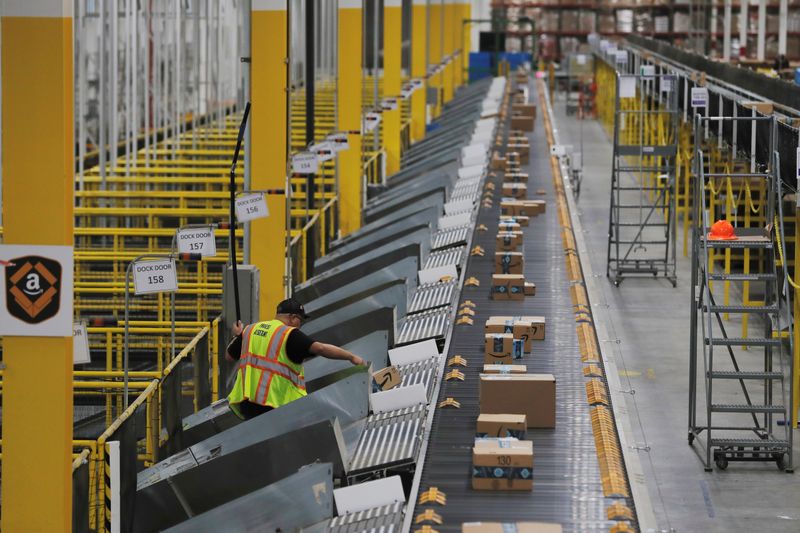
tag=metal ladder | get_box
[606,67,678,287]
[688,113,794,472]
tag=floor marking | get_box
[646,368,656,380]
[619,370,641,377]
[699,480,716,518]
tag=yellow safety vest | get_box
[227,319,307,415]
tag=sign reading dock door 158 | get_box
[133,258,178,295]
[0,244,74,336]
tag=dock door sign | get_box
[177,227,217,257]
[691,87,709,108]
[235,193,269,222]
[132,258,178,295]
[0,244,74,336]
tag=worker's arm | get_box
[225,320,245,362]
[310,341,365,366]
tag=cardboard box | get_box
[485,333,515,364]
[482,364,528,374]
[512,103,537,119]
[495,252,524,275]
[502,183,528,199]
[505,171,529,183]
[498,221,521,232]
[463,523,562,533]
[507,147,529,165]
[511,114,535,132]
[472,439,534,491]
[490,151,505,170]
[496,231,523,251]
[491,274,525,300]
[485,316,546,341]
[372,366,401,391]
[480,374,556,428]
[501,200,541,217]
[524,282,536,296]
[476,414,527,439]
[500,215,529,227]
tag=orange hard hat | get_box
[708,219,737,240]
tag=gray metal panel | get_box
[326,221,431,261]
[423,246,466,271]
[616,145,677,157]
[309,308,396,348]
[314,225,430,273]
[431,225,471,250]
[305,331,390,386]
[364,190,445,225]
[181,400,241,447]
[329,205,439,252]
[326,502,405,533]
[396,307,451,347]
[138,368,370,490]
[313,240,428,281]
[303,281,406,333]
[407,280,458,314]
[348,405,427,475]
[164,463,334,533]
[134,420,348,533]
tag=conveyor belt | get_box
[412,81,621,531]
[348,405,427,477]
[396,307,451,347]
[326,502,405,533]
[408,280,459,314]
[424,246,466,271]
[431,226,471,251]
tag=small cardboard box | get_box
[524,282,536,296]
[480,373,556,428]
[476,413,527,439]
[511,114,534,132]
[496,231,523,251]
[500,215,529,227]
[502,183,528,199]
[485,333,514,364]
[498,221,521,232]
[504,172,529,183]
[482,364,528,374]
[472,439,534,491]
[463,523,562,533]
[490,151,505,170]
[512,103,537,118]
[495,252,524,275]
[491,274,525,300]
[485,316,545,342]
[372,366,401,391]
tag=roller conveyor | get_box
[423,245,466,271]
[407,280,459,314]
[431,225,471,251]
[396,307,451,347]
[396,358,439,402]
[323,502,405,533]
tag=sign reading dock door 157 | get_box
[177,227,217,257]
[132,258,178,295]
[0,244,74,336]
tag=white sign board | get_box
[444,198,475,215]
[73,322,91,365]
[132,258,178,295]
[576,54,587,65]
[333,476,405,516]
[328,132,350,152]
[619,77,637,98]
[691,87,709,108]
[615,51,628,65]
[235,193,269,222]
[438,212,472,230]
[292,151,319,174]
[370,384,427,413]
[363,112,382,133]
[418,264,458,285]
[640,65,655,80]
[660,76,673,93]
[0,244,74,336]
[388,339,440,366]
[381,97,398,111]
[176,226,217,257]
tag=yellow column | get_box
[251,0,288,316]
[442,0,455,103]
[338,0,363,235]
[410,0,428,142]
[456,1,470,88]
[462,1,471,87]
[429,0,443,118]
[383,0,402,175]
[1,2,74,531]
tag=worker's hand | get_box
[232,320,244,337]
[350,355,366,366]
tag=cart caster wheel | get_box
[704,467,713,472]
[715,457,728,470]
[688,433,695,445]
[671,281,677,288]
[613,280,620,287]
[775,453,787,471]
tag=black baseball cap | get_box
[276,298,310,319]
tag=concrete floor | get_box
[551,95,800,533]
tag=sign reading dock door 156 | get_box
[235,193,269,222]
[0,244,74,336]
[177,227,217,257]
[132,258,178,295]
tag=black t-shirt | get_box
[226,326,316,365]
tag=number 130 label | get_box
[235,193,269,222]
[132,258,178,295]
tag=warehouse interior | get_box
[1,0,800,532]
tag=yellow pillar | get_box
[1,3,74,531]
[461,1,471,87]
[442,0,455,103]
[410,0,428,142]
[383,0,402,175]
[429,0,443,118]
[251,0,288,316]
[338,0,363,235]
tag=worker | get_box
[225,297,366,420]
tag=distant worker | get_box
[225,297,366,420]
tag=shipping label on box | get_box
[480,374,556,428]
[502,183,528,199]
[485,333,514,364]
[498,221,521,232]
[476,413,527,439]
[500,215,529,227]
[504,172,529,183]
[495,252,524,275]
[482,364,528,374]
[496,231,523,251]
[491,274,525,300]
[472,439,534,491]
